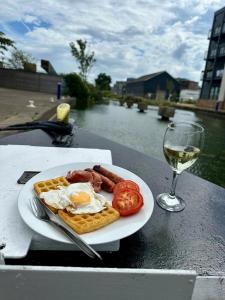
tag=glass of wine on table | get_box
[157,121,204,212]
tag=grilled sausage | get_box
[93,165,124,184]
[85,168,102,193]
[66,170,93,183]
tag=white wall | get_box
[179,89,200,102]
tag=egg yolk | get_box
[70,192,91,206]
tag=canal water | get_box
[71,101,225,188]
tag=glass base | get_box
[156,193,185,212]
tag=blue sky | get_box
[0,0,225,83]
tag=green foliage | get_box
[181,99,196,105]
[64,73,89,109]
[86,82,103,103]
[8,49,35,70]
[69,40,96,81]
[101,90,118,98]
[115,95,176,107]
[95,73,111,90]
[166,80,175,94]
[0,32,14,54]
[0,32,15,65]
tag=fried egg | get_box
[40,182,109,214]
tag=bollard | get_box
[57,82,62,100]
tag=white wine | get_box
[164,145,200,173]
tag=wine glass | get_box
[156,121,204,212]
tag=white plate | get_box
[18,162,154,245]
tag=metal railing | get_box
[204,51,208,60]
[213,26,221,37]
[208,29,212,39]
[218,47,225,56]
[206,71,213,79]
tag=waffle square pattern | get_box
[33,177,120,234]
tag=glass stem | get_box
[170,171,179,197]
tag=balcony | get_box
[205,71,213,80]
[200,71,204,81]
[218,46,225,57]
[222,23,225,34]
[208,29,212,39]
[206,62,214,70]
[208,49,217,60]
[212,26,221,38]
[215,69,224,79]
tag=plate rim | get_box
[18,162,154,245]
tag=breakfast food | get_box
[85,168,115,193]
[33,178,120,234]
[85,168,103,192]
[58,206,119,234]
[33,166,144,234]
[113,180,140,195]
[66,170,102,193]
[33,176,70,213]
[112,188,143,216]
[65,166,144,216]
[93,165,124,184]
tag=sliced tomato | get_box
[113,180,140,195]
[112,188,143,216]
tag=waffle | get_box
[33,176,70,213]
[58,206,120,234]
[33,176,120,233]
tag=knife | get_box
[34,195,102,260]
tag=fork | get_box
[30,197,102,260]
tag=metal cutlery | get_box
[30,196,102,260]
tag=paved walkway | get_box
[0,87,74,137]
[175,102,225,116]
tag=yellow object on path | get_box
[56,103,71,123]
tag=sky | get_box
[0,0,225,84]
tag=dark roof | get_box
[127,71,166,83]
[215,6,225,15]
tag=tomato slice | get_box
[113,180,140,195]
[112,188,143,216]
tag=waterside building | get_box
[125,71,180,100]
[200,6,225,102]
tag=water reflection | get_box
[71,101,225,187]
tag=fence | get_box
[0,68,62,94]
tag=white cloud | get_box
[0,0,224,83]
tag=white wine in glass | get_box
[156,122,204,212]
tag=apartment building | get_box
[200,6,225,100]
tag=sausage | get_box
[66,170,103,193]
[93,165,124,184]
[66,170,93,183]
[85,168,115,193]
[100,174,115,193]
[85,168,102,193]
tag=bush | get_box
[86,83,103,103]
[64,73,89,109]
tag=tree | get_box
[8,49,35,69]
[69,39,96,81]
[64,73,90,109]
[95,73,111,90]
[166,80,175,100]
[0,32,15,65]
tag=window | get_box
[223,23,225,33]
[214,26,221,35]
[216,69,224,77]
[210,49,216,57]
[210,86,220,100]
[219,46,225,56]
[206,71,212,79]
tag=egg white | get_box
[40,182,109,214]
